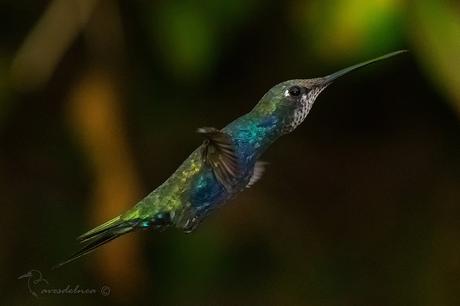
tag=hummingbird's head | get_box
[252,78,328,134]
[251,50,407,135]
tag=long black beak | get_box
[322,50,408,84]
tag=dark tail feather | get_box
[53,217,139,269]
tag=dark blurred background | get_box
[1,0,459,305]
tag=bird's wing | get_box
[197,127,240,190]
[174,201,201,233]
[247,161,268,188]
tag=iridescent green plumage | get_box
[55,50,406,268]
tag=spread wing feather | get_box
[247,161,268,188]
[198,127,240,190]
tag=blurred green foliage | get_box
[298,0,405,61]
[151,0,259,79]
[410,0,460,114]
[0,0,459,306]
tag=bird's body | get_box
[115,95,288,233]
[56,50,406,268]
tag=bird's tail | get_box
[53,215,144,269]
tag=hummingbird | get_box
[55,50,407,268]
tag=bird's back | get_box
[124,144,236,231]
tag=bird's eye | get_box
[288,86,301,97]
